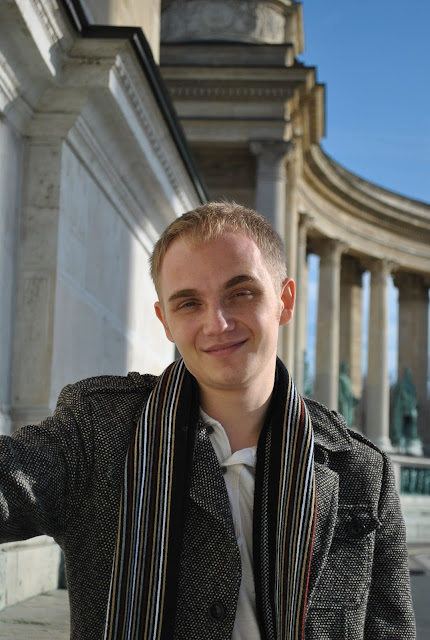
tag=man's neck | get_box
[200,386,273,454]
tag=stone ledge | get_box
[0,536,61,611]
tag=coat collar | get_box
[305,397,353,453]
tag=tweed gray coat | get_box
[0,372,415,639]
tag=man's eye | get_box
[178,300,197,309]
[230,290,252,301]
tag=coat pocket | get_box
[310,506,380,609]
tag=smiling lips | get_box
[203,339,247,357]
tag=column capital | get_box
[315,237,349,262]
[393,271,430,296]
[249,138,295,164]
[299,211,315,231]
[341,254,365,286]
[363,257,398,280]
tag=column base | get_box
[0,405,12,435]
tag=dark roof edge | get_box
[61,0,208,204]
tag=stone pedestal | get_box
[365,260,394,451]
[394,272,430,449]
[161,0,304,53]
[314,239,346,410]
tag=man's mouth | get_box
[203,340,247,356]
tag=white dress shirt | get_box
[200,410,261,640]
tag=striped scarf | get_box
[105,358,316,640]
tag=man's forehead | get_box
[158,232,265,296]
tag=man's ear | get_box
[154,302,174,343]
[279,277,295,326]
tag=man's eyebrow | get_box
[224,275,256,289]
[167,276,256,304]
[167,288,199,303]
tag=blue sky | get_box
[298,1,430,384]
[299,0,430,204]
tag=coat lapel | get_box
[307,459,339,602]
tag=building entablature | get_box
[300,145,430,275]
[160,41,325,147]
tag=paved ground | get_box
[0,589,69,638]
[0,550,429,638]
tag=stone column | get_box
[394,272,430,447]
[339,255,364,427]
[365,259,394,451]
[0,122,22,434]
[250,138,293,238]
[250,138,296,371]
[11,139,63,429]
[294,213,313,393]
[314,239,346,409]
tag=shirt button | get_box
[208,601,226,621]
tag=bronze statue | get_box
[390,367,422,455]
[338,362,359,428]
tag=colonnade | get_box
[250,138,430,453]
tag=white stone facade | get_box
[0,0,204,606]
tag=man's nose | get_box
[202,303,235,335]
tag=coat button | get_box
[209,601,226,621]
[347,517,366,538]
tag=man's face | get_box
[154,231,294,396]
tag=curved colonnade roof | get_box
[301,145,430,277]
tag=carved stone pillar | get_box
[294,213,313,393]
[340,255,364,427]
[365,259,395,451]
[11,139,63,429]
[250,138,296,371]
[250,139,293,237]
[0,122,21,434]
[394,272,430,447]
[314,239,347,409]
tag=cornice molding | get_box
[113,54,192,212]
[0,51,34,128]
[30,0,64,46]
[61,0,207,203]
[169,84,294,100]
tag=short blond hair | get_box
[150,201,287,296]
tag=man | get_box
[0,202,415,639]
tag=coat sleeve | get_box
[364,452,416,639]
[0,385,93,543]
